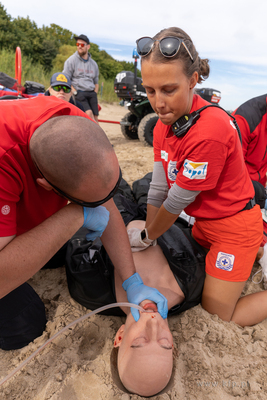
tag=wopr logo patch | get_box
[215,252,235,272]
[168,160,178,181]
[183,159,208,180]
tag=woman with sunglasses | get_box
[129,27,266,328]
[45,72,85,112]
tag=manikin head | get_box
[114,300,173,397]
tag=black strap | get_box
[197,105,242,145]
[240,197,256,212]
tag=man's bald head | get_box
[30,116,118,198]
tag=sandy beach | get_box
[1,102,267,400]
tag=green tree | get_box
[0,3,15,50]
[41,39,58,72]
[52,44,76,71]
[0,1,140,80]
[42,24,76,47]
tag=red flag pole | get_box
[15,47,22,97]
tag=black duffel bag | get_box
[24,81,45,94]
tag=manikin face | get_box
[114,300,173,396]
[141,58,198,126]
[49,86,72,102]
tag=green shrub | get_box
[0,47,121,104]
[0,48,51,88]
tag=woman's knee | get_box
[201,275,245,322]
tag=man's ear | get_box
[36,178,53,191]
[114,325,125,348]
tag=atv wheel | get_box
[120,112,138,140]
[0,95,21,100]
[138,113,158,146]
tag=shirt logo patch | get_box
[183,159,208,180]
[161,150,168,162]
[1,205,10,215]
[168,160,178,181]
[215,252,235,271]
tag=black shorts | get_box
[0,243,68,350]
[75,90,99,116]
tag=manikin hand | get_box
[122,273,168,321]
[127,228,157,252]
[82,206,110,241]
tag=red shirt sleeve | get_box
[176,139,228,191]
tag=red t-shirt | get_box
[153,94,254,219]
[0,96,90,236]
[232,94,267,187]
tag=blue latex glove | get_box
[122,272,168,321]
[265,198,267,210]
[82,206,110,241]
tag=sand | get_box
[1,103,267,400]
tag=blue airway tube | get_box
[0,302,144,387]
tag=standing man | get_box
[63,34,99,123]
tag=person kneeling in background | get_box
[45,72,85,112]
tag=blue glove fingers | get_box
[85,230,98,241]
[83,206,109,240]
[141,289,168,319]
[156,297,168,319]
[123,273,168,320]
[131,307,140,322]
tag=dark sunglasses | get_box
[136,36,194,62]
[76,42,86,48]
[52,85,71,93]
[35,164,122,208]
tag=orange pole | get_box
[15,47,22,96]
[98,119,120,124]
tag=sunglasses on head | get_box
[76,42,86,48]
[136,36,194,62]
[52,85,71,93]
[35,163,122,208]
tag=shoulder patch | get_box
[183,159,208,180]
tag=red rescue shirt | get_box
[0,96,89,236]
[153,94,254,219]
[232,94,267,187]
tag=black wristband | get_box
[141,229,147,241]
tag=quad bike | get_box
[114,50,221,146]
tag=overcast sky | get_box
[3,0,267,110]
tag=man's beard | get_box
[78,49,88,57]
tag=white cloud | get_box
[3,0,267,109]
[4,0,267,65]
